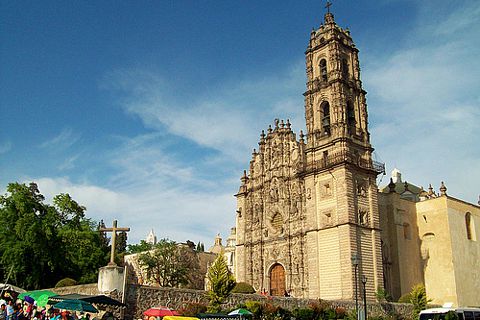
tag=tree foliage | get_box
[206,254,236,312]
[127,240,153,254]
[138,239,199,288]
[0,182,109,289]
[409,284,431,319]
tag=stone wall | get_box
[124,285,414,320]
[50,283,100,295]
[48,284,414,320]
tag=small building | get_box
[379,170,480,306]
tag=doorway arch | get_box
[269,263,286,296]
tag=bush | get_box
[410,284,431,319]
[293,308,316,320]
[245,301,263,320]
[262,303,279,320]
[376,286,392,302]
[232,282,256,294]
[398,293,412,303]
[276,307,293,320]
[178,302,207,316]
[55,278,78,288]
[335,307,347,319]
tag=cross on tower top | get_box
[325,1,332,14]
[99,219,130,266]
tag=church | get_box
[227,9,480,307]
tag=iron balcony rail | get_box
[303,150,385,175]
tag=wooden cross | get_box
[99,220,130,266]
[325,1,332,13]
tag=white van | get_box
[419,307,480,320]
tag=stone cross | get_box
[99,220,130,266]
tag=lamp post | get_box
[351,254,359,320]
[361,275,368,320]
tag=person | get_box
[0,304,7,320]
[6,302,13,320]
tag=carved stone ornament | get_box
[358,208,369,226]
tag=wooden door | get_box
[270,264,285,296]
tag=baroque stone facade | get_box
[232,10,480,307]
[235,12,384,301]
[235,119,308,297]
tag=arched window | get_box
[320,59,328,82]
[347,101,356,134]
[342,58,349,78]
[321,101,331,135]
[466,212,473,240]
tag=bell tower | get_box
[302,10,385,300]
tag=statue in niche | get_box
[358,209,369,225]
[306,188,312,199]
[357,181,367,197]
[269,178,279,202]
[270,186,279,202]
[273,143,282,168]
[279,184,286,199]
[291,143,299,163]
[254,159,262,177]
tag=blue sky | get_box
[1,0,479,246]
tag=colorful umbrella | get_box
[18,290,56,301]
[19,290,57,307]
[24,296,34,304]
[228,309,253,316]
[54,299,98,313]
[144,307,180,317]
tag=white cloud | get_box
[103,61,305,160]
[366,1,480,203]
[39,128,82,149]
[33,176,235,246]
[58,154,80,171]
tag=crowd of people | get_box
[0,299,91,320]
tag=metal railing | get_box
[303,149,385,175]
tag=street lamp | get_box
[361,275,368,320]
[351,254,359,320]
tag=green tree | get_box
[127,240,153,254]
[206,254,236,312]
[138,239,197,287]
[0,182,109,289]
[58,219,109,283]
[231,282,255,294]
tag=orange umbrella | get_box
[144,307,179,317]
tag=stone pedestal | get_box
[98,265,125,293]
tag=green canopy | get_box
[54,299,98,313]
[48,294,125,307]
